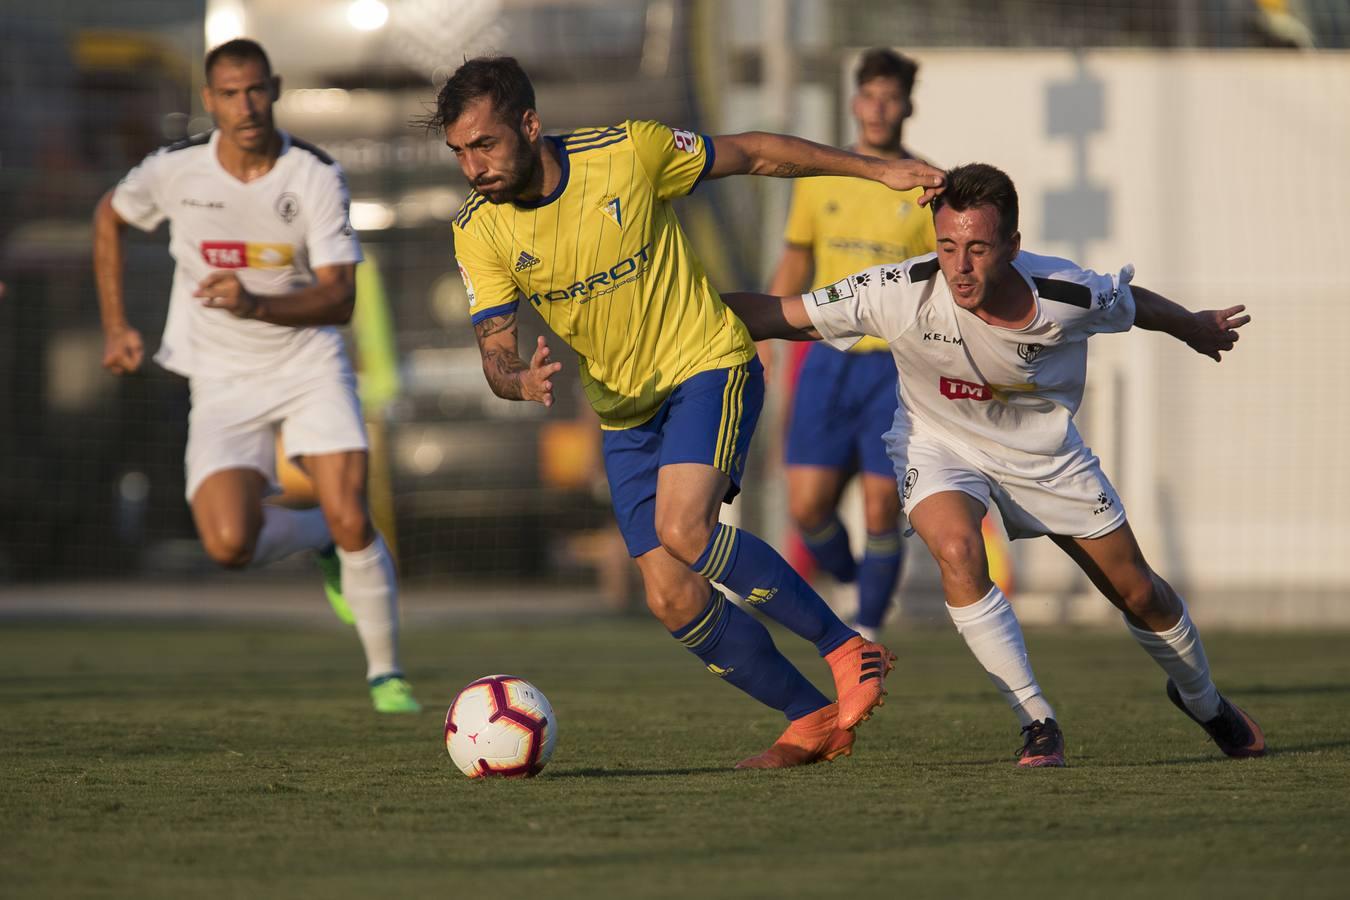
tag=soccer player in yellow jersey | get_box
[767,49,934,643]
[432,57,944,768]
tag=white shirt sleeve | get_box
[802,263,918,351]
[1056,263,1137,339]
[110,150,168,232]
[306,165,363,269]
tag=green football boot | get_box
[369,674,422,714]
[316,545,355,626]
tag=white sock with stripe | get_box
[337,534,402,681]
[249,506,331,568]
[947,585,1055,727]
[1124,601,1221,721]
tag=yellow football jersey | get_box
[783,170,936,352]
[453,120,755,430]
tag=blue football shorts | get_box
[602,358,764,557]
[785,344,897,477]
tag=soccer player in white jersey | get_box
[724,163,1264,765]
[92,39,419,714]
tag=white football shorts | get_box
[891,429,1126,541]
[184,359,367,501]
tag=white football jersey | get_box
[111,130,362,378]
[803,251,1136,479]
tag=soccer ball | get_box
[444,675,557,778]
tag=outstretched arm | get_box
[93,191,145,375]
[473,309,563,406]
[709,133,945,205]
[1132,286,1250,362]
[722,291,820,342]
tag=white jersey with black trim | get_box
[803,250,1136,479]
[111,129,362,378]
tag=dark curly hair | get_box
[930,163,1019,241]
[418,56,536,132]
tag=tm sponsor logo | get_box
[939,376,992,401]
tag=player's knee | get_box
[863,498,902,534]
[655,518,713,567]
[644,582,706,630]
[788,493,834,531]
[931,532,985,578]
[200,527,254,569]
[324,503,371,551]
[1119,568,1170,620]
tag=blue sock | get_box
[694,523,856,656]
[800,515,857,583]
[857,530,904,631]
[671,591,830,721]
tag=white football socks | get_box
[249,506,332,568]
[947,585,1055,728]
[1125,599,1221,722]
[338,534,402,682]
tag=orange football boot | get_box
[825,636,896,730]
[734,703,855,769]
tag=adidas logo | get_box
[745,587,778,606]
[514,250,541,272]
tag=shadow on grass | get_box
[548,766,733,779]
[1229,683,1350,697]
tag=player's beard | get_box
[479,132,539,204]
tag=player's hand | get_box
[877,159,946,207]
[102,325,145,375]
[521,335,563,407]
[195,271,259,319]
[1185,304,1250,362]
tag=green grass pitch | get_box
[2,618,1348,898]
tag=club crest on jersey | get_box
[275,192,300,223]
[811,280,855,306]
[1017,342,1044,362]
[903,467,918,499]
[514,251,541,272]
[598,196,622,228]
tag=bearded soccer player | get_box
[432,56,944,768]
[93,39,419,713]
[725,163,1263,766]
[765,48,934,641]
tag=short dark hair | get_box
[931,163,1020,241]
[855,48,918,96]
[423,56,536,132]
[205,38,271,83]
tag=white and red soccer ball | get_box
[444,675,557,778]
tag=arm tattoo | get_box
[768,162,824,178]
[473,312,528,400]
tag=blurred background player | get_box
[92,38,419,714]
[724,163,1263,766]
[764,48,932,642]
[432,56,944,768]
[767,48,1015,640]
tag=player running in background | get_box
[93,39,419,714]
[724,163,1263,766]
[765,48,934,641]
[429,57,944,768]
